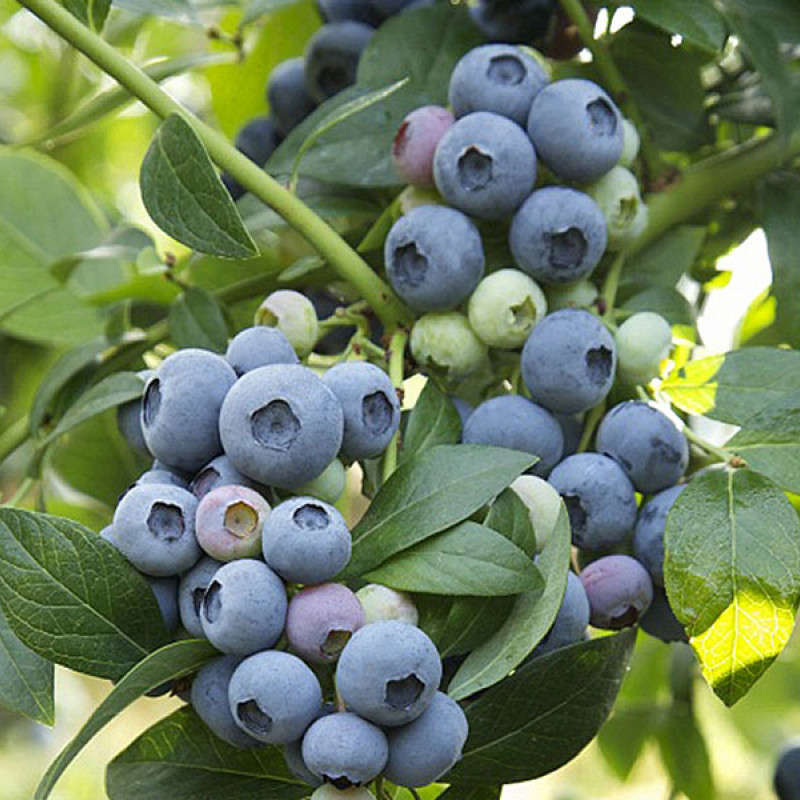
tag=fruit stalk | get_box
[381,326,408,483]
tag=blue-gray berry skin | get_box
[462,394,564,477]
[533,572,590,655]
[369,0,417,18]
[225,326,299,377]
[385,205,484,312]
[267,58,318,138]
[336,620,442,727]
[521,309,616,414]
[640,585,687,643]
[302,712,388,787]
[219,364,344,490]
[100,524,116,543]
[316,0,381,25]
[284,739,323,788]
[178,556,223,638]
[469,0,555,43]
[775,746,800,800]
[528,79,623,183]
[633,484,686,586]
[451,397,473,430]
[449,44,548,127]
[200,559,287,655]
[117,370,153,455]
[262,496,351,585]
[322,362,401,460]
[146,576,179,633]
[596,402,689,494]
[383,692,468,788]
[229,650,323,745]
[555,413,583,458]
[224,117,283,200]
[548,453,637,551]
[580,554,653,629]
[304,22,374,102]
[433,112,536,220]
[113,484,201,576]
[191,655,260,749]
[191,454,262,500]
[510,187,607,284]
[141,349,236,474]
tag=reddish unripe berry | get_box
[392,106,454,187]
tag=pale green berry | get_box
[467,268,547,349]
[255,290,319,357]
[615,311,672,385]
[510,475,563,553]
[545,279,599,312]
[399,185,443,215]
[356,584,419,626]
[587,166,644,249]
[619,118,640,167]
[410,312,488,380]
[296,458,347,505]
[312,786,376,800]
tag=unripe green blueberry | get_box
[545,279,599,312]
[615,311,672,385]
[586,166,644,249]
[410,311,488,380]
[311,787,375,800]
[398,185,443,215]
[356,584,419,626]
[255,290,319,357]
[467,268,547,349]
[619,118,640,167]
[296,458,347,504]
[510,475,562,552]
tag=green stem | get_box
[381,327,408,483]
[683,425,731,463]
[17,0,411,329]
[577,401,605,453]
[601,251,626,320]
[0,415,30,466]
[4,477,34,508]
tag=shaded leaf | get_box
[597,707,657,779]
[402,380,461,462]
[621,0,726,51]
[63,0,111,31]
[484,487,537,557]
[657,707,715,800]
[168,287,230,352]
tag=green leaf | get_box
[448,505,571,700]
[657,707,715,800]
[438,787,501,800]
[363,521,541,596]
[621,287,696,326]
[402,380,462,462]
[0,509,169,679]
[0,607,54,726]
[449,631,637,785]
[36,639,217,800]
[278,255,325,284]
[345,444,536,577]
[621,0,727,51]
[168,287,230,352]
[140,114,258,259]
[106,706,308,800]
[484,488,537,557]
[242,0,303,25]
[597,707,657,780]
[665,469,800,705]
[63,0,111,32]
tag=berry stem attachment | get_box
[381,327,409,483]
[600,251,626,321]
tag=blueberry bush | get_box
[0,1,800,799]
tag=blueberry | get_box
[392,105,454,187]
[117,369,153,455]
[369,0,418,18]
[510,187,607,285]
[596,402,689,494]
[336,620,442,727]
[322,362,401,460]
[510,474,563,552]
[219,364,344,490]
[546,279,599,311]
[191,454,262,500]
[619,117,640,167]
[146,576,179,633]
[196,485,270,562]
[580,554,653,629]
[533,572,590,655]
[548,453,637,551]
[200,559,287,655]
[223,116,282,199]
[316,0,381,25]
[528,79,623,183]
[462,395,564,477]
[311,787,376,800]
[451,397,473,429]
[267,58,318,138]
[467,268,547,349]
[229,650,323,744]
[262,496,351,584]
[587,166,646,249]
[296,458,347,505]
[141,349,236,473]
[304,22,375,102]
[469,0,556,43]
[302,712,388,787]
[133,468,189,491]
[615,311,672,386]
[383,691,468,787]
[286,584,365,664]
[640,585,687,643]
[99,524,116,543]
[191,655,260,748]
[410,312,488,380]
[555,412,583,457]
[355,584,419,626]
[633,484,686,586]
[449,44,548,126]
[113,484,201,576]
[255,290,319,357]
[433,112,536,220]
[385,205,485,312]
[225,326,299,376]
[776,746,800,800]
[178,556,223,638]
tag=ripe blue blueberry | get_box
[113,484,201,576]
[133,467,189,491]
[469,0,555,43]
[191,454,262,500]
[555,413,583,457]
[141,349,236,474]
[312,787,376,800]
[322,362,401,460]
[640,586,687,643]
[633,484,686,586]
[596,401,689,494]
[302,712,388,787]
[146,576,179,633]
[775,746,800,800]
[316,0,381,24]
[521,309,616,414]
[580,554,653,629]
[383,691,469,788]
[200,558,287,655]
[262,496,351,584]
[219,364,344,490]
[392,105,454,187]
[267,58,318,137]
[449,44,548,126]
[510,187,607,285]
[116,369,153,456]
[451,397,473,429]
[223,116,283,200]
[304,22,374,102]
[533,572,590,655]
[284,702,336,788]
[178,555,223,638]
[385,205,485,312]
[336,620,442,727]
[196,485,270,562]
[462,394,564,477]
[229,650,323,744]
[225,326,299,376]
[433,112,536,220]
[369,0,417,18]
[528,79,623,183]
[548,453,637,551]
